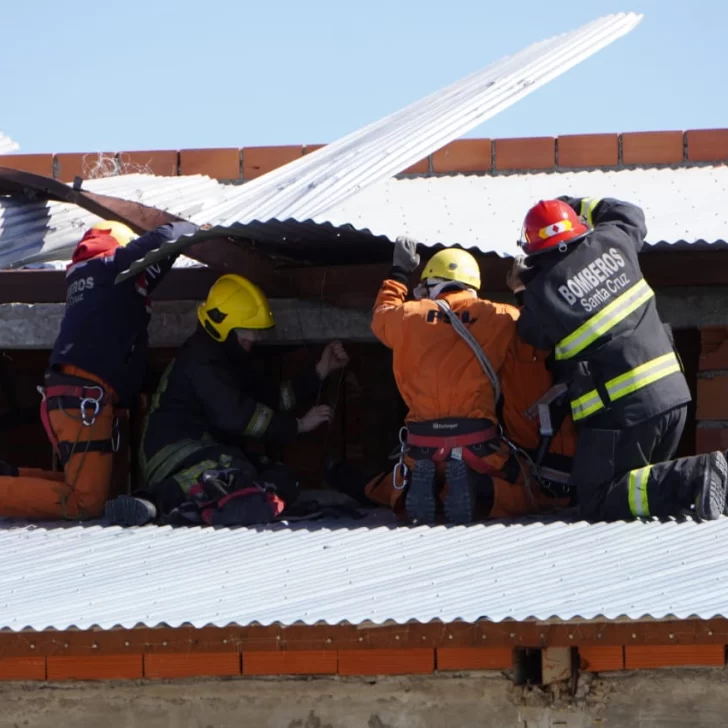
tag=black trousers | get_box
[570,405,699,521]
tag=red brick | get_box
[47,655,143,680]
[338,649,434,676]
[695,427,728,454]
[242,145,304,179]
[437,647,511,671]
[0,657,46,680]
[0,153,54,177]
[144,653,240,679]
[432,139,492,174]
[179,148,240,179]
[701,327,728,353]
[622,131,684,165]
[303,144,326,155]
[402,157,429,175]
[54,152,116,182]
[686,129,728,162]
[243,650,337,676]
[558,134,619,168]
[494,137,555,171]
[700,341,728,371]
[696,377,728,420]
[117,149,179,176]
[625,645,724,670]
[579,646,624,672]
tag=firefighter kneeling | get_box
[361,237,574,525]
[105,274,348,527]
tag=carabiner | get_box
[392,460,409,491]
[80,397,101,426]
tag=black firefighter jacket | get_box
[517,197,690,430]
[141,327,322,485]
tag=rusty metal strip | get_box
[1,619,727,657]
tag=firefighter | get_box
[361,236,575,525]
[105,273,349,527]
[0,219,198,520]
[511,195,727,521]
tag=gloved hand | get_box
[297,405,333,433]
[506,255,529,293]
[556,196,582,216]
[316,340,350,379]
[165,221,200,240]
[393,236,421,273]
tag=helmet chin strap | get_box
[414,278,473,300]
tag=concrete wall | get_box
[1,670,728,727]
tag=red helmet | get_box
[518,199,590,256]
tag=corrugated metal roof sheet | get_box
[0,514,727,632]
[193,13,642,225]
[0,132,19,155]
[3,165,727,270]
[318,165,728,257]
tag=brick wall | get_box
[2,128,728,182]
[696,328,728,454]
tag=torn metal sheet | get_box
[0,167,265,272]
[114,12,643,281]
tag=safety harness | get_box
[393,299,515,491]
[38,380,123,465]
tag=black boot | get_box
[691,452,727,520]
[406,460,437,525]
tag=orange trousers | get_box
[0,366,117,520]
[365,450,570,522]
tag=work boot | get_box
[444,459,475,525]
[105,495,157,527]
[692,452,727,520]
[406,459,437,525]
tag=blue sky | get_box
[2,0,723,154]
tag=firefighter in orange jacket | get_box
[366,236,575,524]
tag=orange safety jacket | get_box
[371,280,518,423]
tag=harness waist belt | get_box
[407,427,498,449]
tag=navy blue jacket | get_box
[50,222,198,405]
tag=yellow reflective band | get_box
[570,390,605,421]
[605,353,681,401]
[579,197,602,228]
[570,352,682,422]
[556,279,654,361]
[244,404,274,437]
[628,464,653,517]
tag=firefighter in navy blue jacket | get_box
[510,196,727,522]
[0,219,197,521]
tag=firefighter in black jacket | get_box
[509,196,727,522]
[105,273,349,526]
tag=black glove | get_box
[506,255,529,293]
[556,196,583,216]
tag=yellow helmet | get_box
[90,220,137,247]
[198,273,275,341]
[420,248,481,289]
